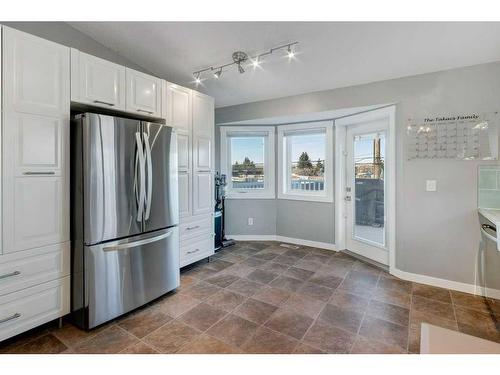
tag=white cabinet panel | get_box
[126,68,162,117]
[193,172,213,216]
[166,83,191,131]
[179,214,212,241]
[0,243,70,296]
[14,114,62,174]
[180,234,214,268]
[194,136,212,171]
[0,277,70,342]
[72,50,126,110]
[6,177,67,253]
[177,133,190,171]
[192,91,215,137]
[178,172,191,218]
[3,27,69,117]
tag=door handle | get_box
[103,230,173,252]
[135,132,146,222]
[187,249,200,255]
[0,270,21,280]
[143,132,153,221]
[0,313,21,324]
[94,100,115,107]
[137,109,154,115]
[186,225,200,231]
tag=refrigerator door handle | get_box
[143,132,153,221]
[102,230,173,252]
[135,132,146,222]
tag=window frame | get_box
[220,126,276,199]
[277,121,334,203]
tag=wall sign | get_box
[406,112,498,161]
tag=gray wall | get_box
[2,22,151,73]
[216,61,500,285]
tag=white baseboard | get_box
[227,234,337,251]
[392,267,500,300]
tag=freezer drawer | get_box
[76,227,179,329]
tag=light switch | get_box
[426,180,437,192]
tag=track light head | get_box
[214,69,222,79]
[238,63,245,74]
[252,57,260,68]
[194,73,201,84]
[287,45,295,58]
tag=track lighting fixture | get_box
[192,41,298,84]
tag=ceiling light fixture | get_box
[213,68,222,79]
[192,41,298,84]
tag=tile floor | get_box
[1,241,499,354]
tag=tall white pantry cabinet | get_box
[0,27,71,342]
[164,83,215,267]
[0,26,215,342]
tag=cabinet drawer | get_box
[0,277,70,342]
[180,214,213,240]
[180,234,214,267]
[0,242,70,296]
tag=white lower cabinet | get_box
[0,277,70,342]
[180,232,215,268]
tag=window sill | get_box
[277,193,333,203]
[226,192,276,200]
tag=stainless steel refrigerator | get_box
[71,113,179,329]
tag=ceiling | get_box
[68,22,500,108]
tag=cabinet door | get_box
[178,171,191,218]
[166,83,191,131]
[2,27,70,254]
[125,68,162,117]
[193,172,213,216]
[73,51,126,110]
[192,91,215,138]
[193,135,212,171]
[3,27,69,117]
[177,132,190,171]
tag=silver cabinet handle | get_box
[186,226,200,231]
[187,249,200,254]
[0,270,21,280]
[23,171,55,175]
[103,230,172,252]
[94,100,115,107]
[197,170,212,173]
[0,313,21,324]
[137,109,154,114]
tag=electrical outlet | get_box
[426,180,437,192]
[247,217,254,226]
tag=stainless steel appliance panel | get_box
[478,215,500,296]
[85,227,179,328]
[83,113,143,245]
[142,122,179,233]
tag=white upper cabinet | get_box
[192,91,215,138]
[165,82,192,131]
[125,68,162,117]
[71,49,126,110]
[3,27,69,117]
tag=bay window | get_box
[220,126,275,199]
[277,122,333,202]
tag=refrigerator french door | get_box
[71,113,179,329]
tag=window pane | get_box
[289,132,325,192]
[230,137,265,189]
[353,132,385,246]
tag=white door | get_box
[73,50,126,110]
[345,119,389,265]
[178,172,191,218]
[166,83,192,131]
[177,132,190,171]
[2,27,70,253]
[193,136,212,171]
[193,172,213,215]
[125,68,162,117]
